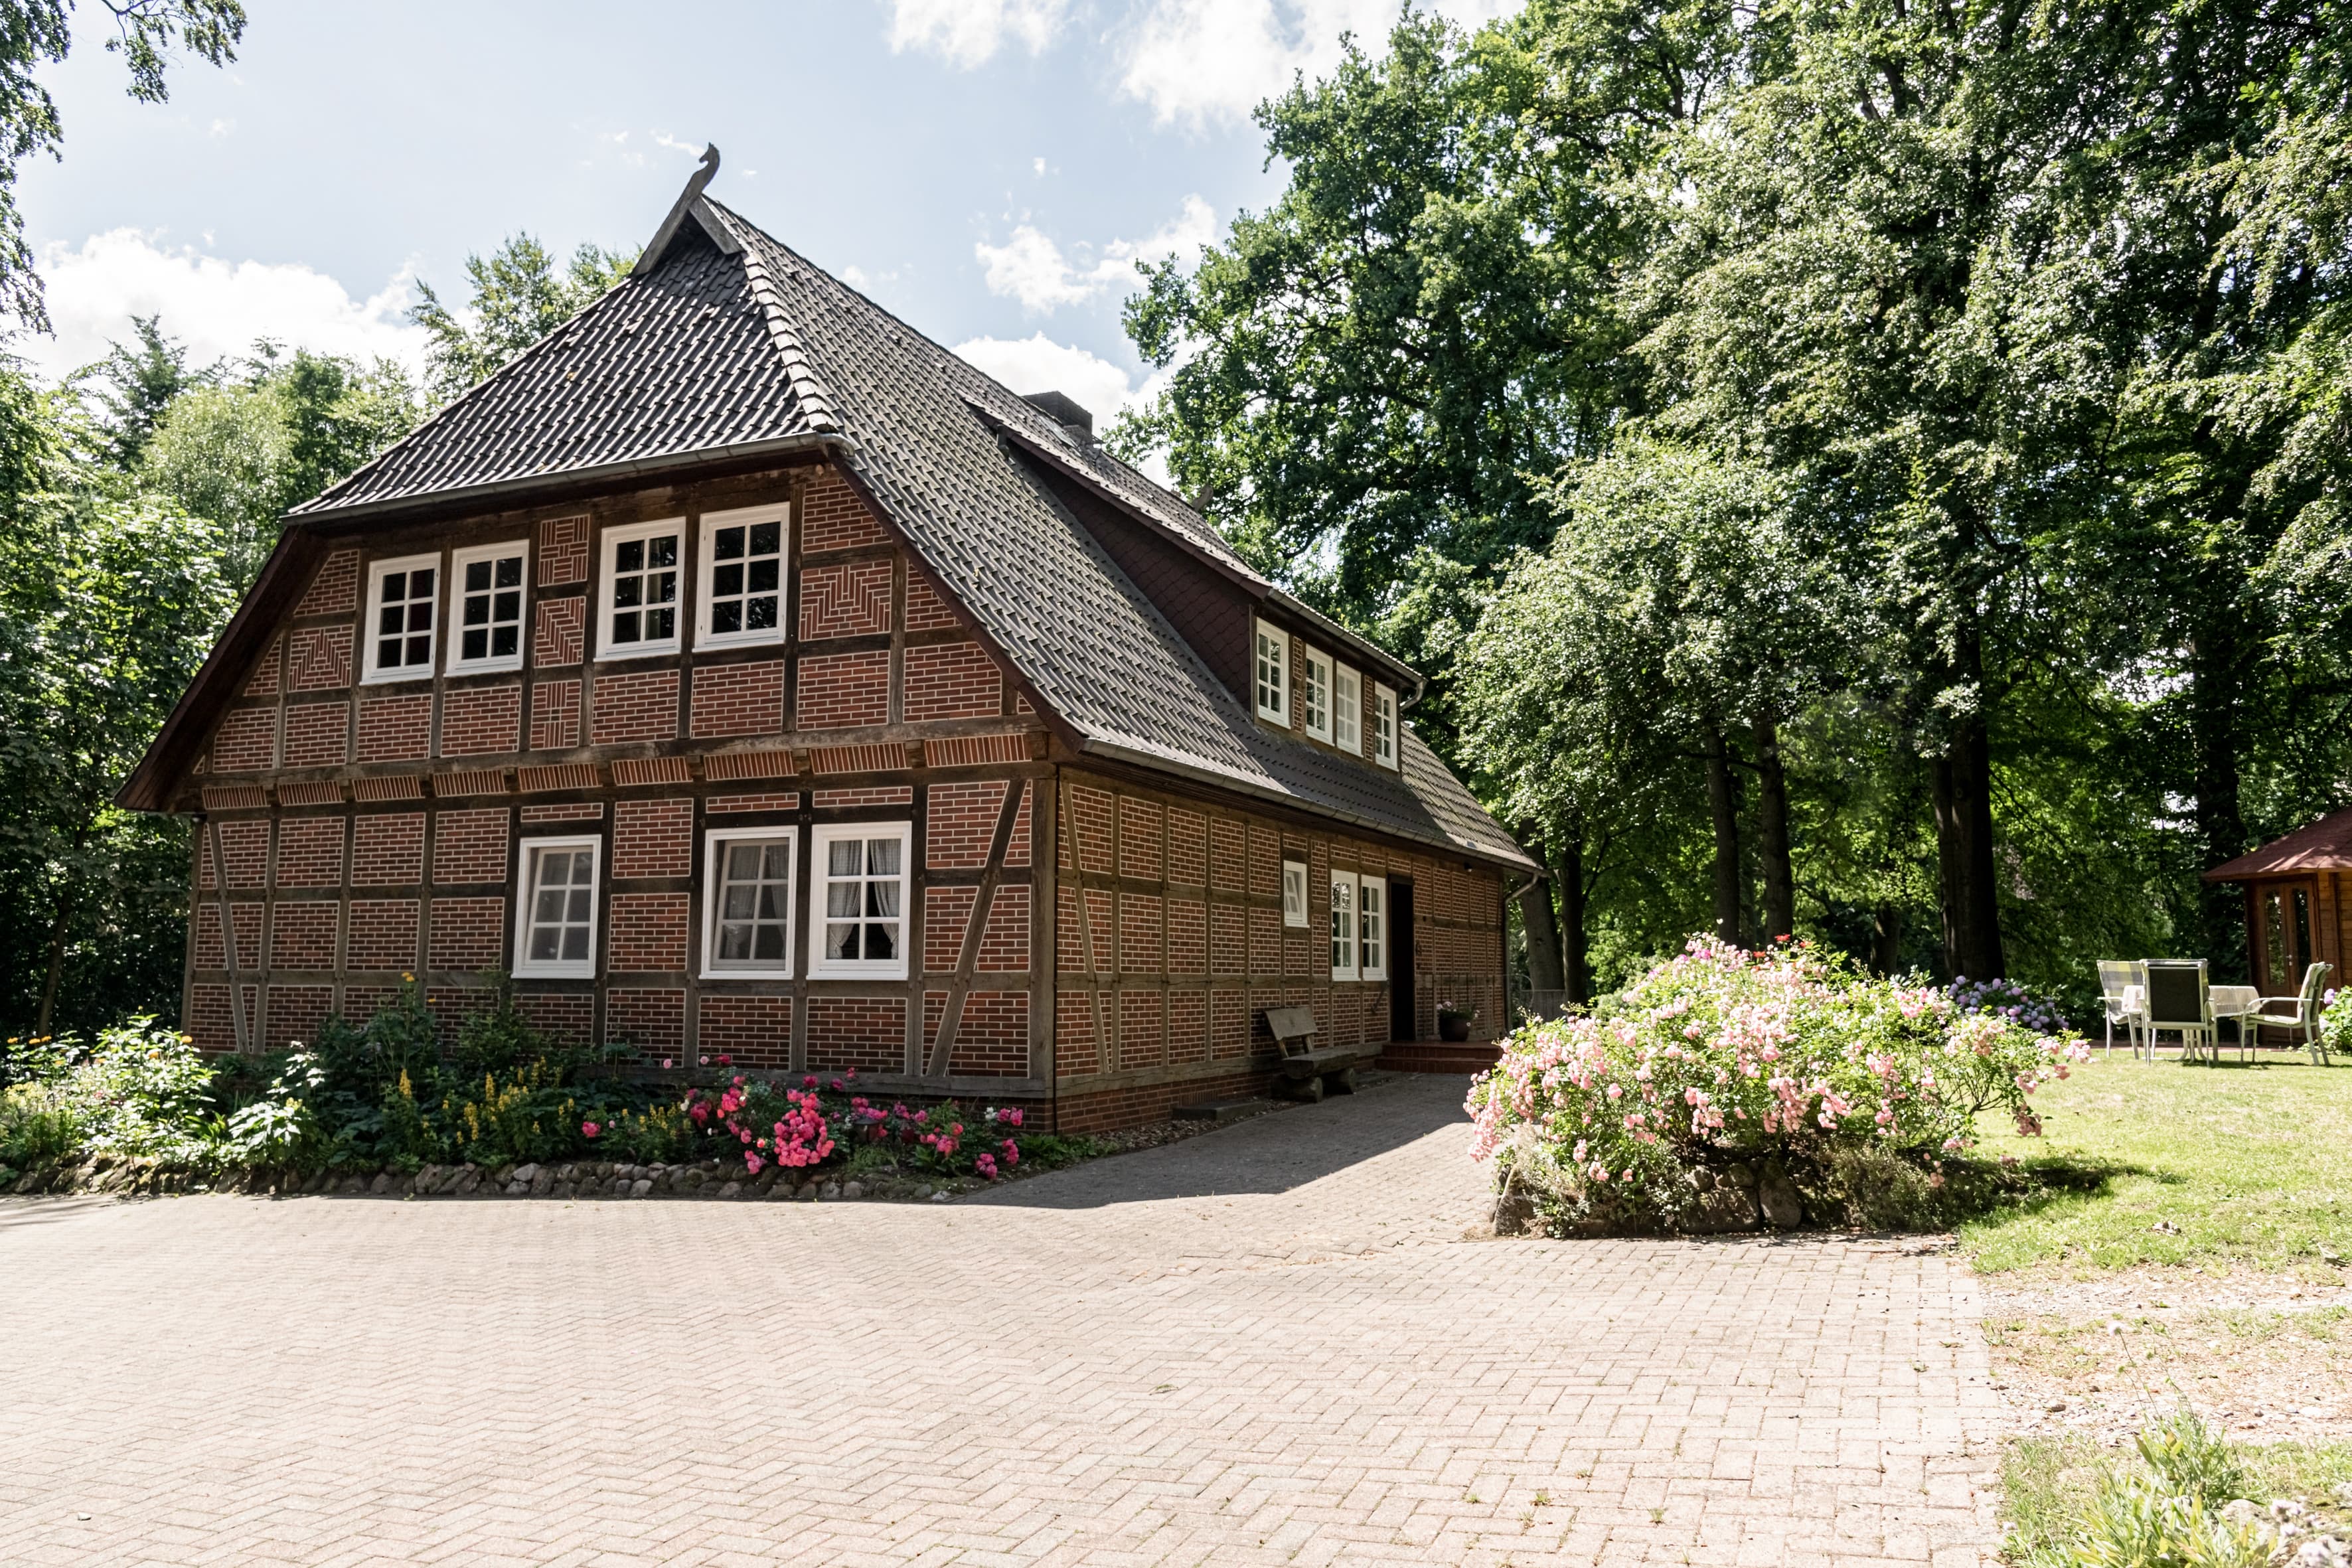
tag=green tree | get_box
[0,1,244,329]
[77,313,208,467]
[0,464,233,1032]
[410,234,635,401]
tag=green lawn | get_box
[1961,1054,2352,1275]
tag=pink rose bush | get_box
[1466,938,2089,1230]
[680,1070,1026,1182]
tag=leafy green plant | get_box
[443,1059,578,1168]
[0,1081,84,1168]
[2016,1411,2270,1567]
[600,1103,692,1164]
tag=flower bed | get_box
[2,978,1098,1197]
[1466,937,2090,1235]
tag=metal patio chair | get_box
[2143,959,2216,1064]
[2096,959,2148,1060]
[2248,961,2334,1065]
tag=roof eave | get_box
[288,431,856,530]
[1073,733,1539,875]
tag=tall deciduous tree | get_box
[410,235,636,402]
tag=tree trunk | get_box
[1871,901,1904,976]
[35,888,72,1034]
[1703,724,1743,945]
[1558,832,1591,1005]
[1515,824,1565,997]
[1751,715,1794,942]
[2188,619,2252,982]
[1929,708,2004,982]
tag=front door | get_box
[1388,879,1416,1042]
[2254,880,2317,995]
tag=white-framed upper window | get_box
[597,518,684,659]
[695,503,788,649]
[1329,870,1358,980]
[363,553,440,682]
[447,540,528,673]
[1301,647,1332,743]
[514,836,600,979]
[702,826,795,978]
[1333,662,1362,753]
[1358,874,1386,980]
[808,822,910,979]
[1373,682,1399,769]
[1282,858,1308,927]
[1254,621,1289,724]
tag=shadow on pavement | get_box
[969,1074,1471,1210]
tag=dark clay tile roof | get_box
[2205,809,2352,879]
[278,193,1531,874]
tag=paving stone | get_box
[0,1075,2003,1565]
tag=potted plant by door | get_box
[1437,1003,1476,1043]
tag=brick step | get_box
[1375,1041,1503,1075]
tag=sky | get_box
[15,0,1512,430]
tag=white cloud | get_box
[21,229,428,385]
[884,0,1069,67]
[1119,0,1519,127]
[975,194,1216,313]
[955,332,1178,478]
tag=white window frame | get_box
[1329,870,1358,981]
[362,552,442,684]
[595,516,685,661]
[445,540,530,674]
[1254,620,1289,724]
[512,835,601,979]
[1333,661,1362,753]
[693,503,790,651]
[1300,646,1333,744]
[1358,874,1387,980]
[1373,682,1399,770]
[1282,858,1308,927]
[700,826,796,979]
[807,821,913,980]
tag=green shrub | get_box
[2014,1410,2274,1567]
[443,1059,579,1168]
[1466,937,2090,1233]
[0,1081,86,1168]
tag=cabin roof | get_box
[125,172,1531,874]
[2204,808,2352,880]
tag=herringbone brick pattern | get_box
[0,1076,2002,1565]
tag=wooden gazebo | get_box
[2203,808,2352,994]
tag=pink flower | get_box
[830,1077,844,1091]
[582,1121,601,1138]
[698,1056,710,1067]
[716,1055,734,1066]
[662,1059,674,1069]
[803,1075,819,1089]
[745,1152,765,1174]
[1002,1108,1023,1127]
[975,1153,998,1180]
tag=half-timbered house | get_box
[119,155,1536,1131]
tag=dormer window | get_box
[1373,682,1399,769]
[1254,621,1288,724]
[1333,662,1361,753]
[1301,647,1332,744]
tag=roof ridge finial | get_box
[632,143,724,277]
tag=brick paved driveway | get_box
[0,1075,2003,1566]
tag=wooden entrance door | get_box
[2253,880,2317,995]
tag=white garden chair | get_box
[2096,959,2148,1059]
[2247,961,2333,1065]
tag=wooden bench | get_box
[1261,1006,1380,1101]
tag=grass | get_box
[1958,1055,2352,1275]
[2001,1427,2352,1562]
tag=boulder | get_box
[1758,1168,1803,1229]
[628,1178,653,1198]
[1492,1189,1537,1236]
[1682,1184,1761,1234]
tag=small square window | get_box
[809,823,911,979]
[448,541,528,673]
[598,518,683,659]
[1255,621,1289,724]
[364,553,440,682]
[1358,876,1386,980]
[1333,662,1362,753]
[1282,859,1308,927]
[696,504,789,649]
[1330,870,1358,980]
[1300,647,1332,743]
[514,836,600,979]
[1373,682,1399,770]
[703,828,795,977]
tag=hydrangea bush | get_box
[1467,938,2090,1231]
